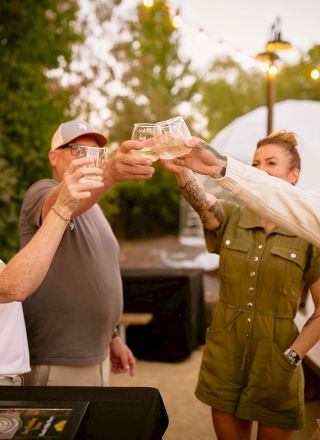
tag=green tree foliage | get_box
[196,57,266,140]
[277,45,320,101]
[106,1,196,142]
[198,47,320,142]
[0,0,81,260]
[96,0,198,239]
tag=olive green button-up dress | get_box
[195,200,320,430]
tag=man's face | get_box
[49,135,100,181]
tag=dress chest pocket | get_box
[220,238,250,281]
[270,245,307,299]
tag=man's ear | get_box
[48,150,56,166]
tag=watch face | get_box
[286,349,302,365]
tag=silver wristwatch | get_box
[284,349,302,366]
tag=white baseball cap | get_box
[50,120,107,151]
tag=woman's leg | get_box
[211,407,252,440]
[257,423,293,440]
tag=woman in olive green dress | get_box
[160,131,320,440]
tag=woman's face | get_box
[252,143,299,184]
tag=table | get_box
[121,268,206,362]
[0,386,169,440]
[119,313,154,343]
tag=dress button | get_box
[291,252,297,259]
[248,287,254,292]
[225,239,231,245]
[247,302,253,308]
[254,256,259,262]
[250,271,256,277]
[258,245,263,249]
[247,318,252,322]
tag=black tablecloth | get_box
[0,386,169,440]
[121,268,206,362]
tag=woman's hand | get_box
[172,137,227,178]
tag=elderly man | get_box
[175,137,320,248]
[0,158,103,385]
[19,119,154,386]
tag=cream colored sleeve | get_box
[213,156,320,248]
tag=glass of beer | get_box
[157,116,191,160]
[131,123,161,162]
[75,146,106,182]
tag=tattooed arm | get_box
[160,161,224,231]
[289,277,320,358]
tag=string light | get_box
[310,67,320,80]
[172,12,182,28]
[143,0,154,7]
[141,0,258,66]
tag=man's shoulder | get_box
[24,179,57,200]
[27,178,56,192]
[20,179,57,226]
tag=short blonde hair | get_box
[256,130,301,171]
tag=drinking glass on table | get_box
[75,145,106,182]
[131,123,161,162]
[157,116,191,160]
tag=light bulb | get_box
[268,64,278,77]
[143,0,154,7]
[311,68,320,80]
[172,14,182,28]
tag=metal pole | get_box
[266,73,276,135]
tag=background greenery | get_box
[0,0,319,259]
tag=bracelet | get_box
[51,207,74,231]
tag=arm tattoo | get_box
[179,174,224,226]
[198,140,225,160]
[179,174,210,210]
[209,200,224,223]
[199,202,224,227]
[303,312,320,328]
[198,140,227,177]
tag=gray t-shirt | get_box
[19,179,123,366]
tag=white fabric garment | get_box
[0,260,30,376]
[160,250,219,271]
[217,156,320,248]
